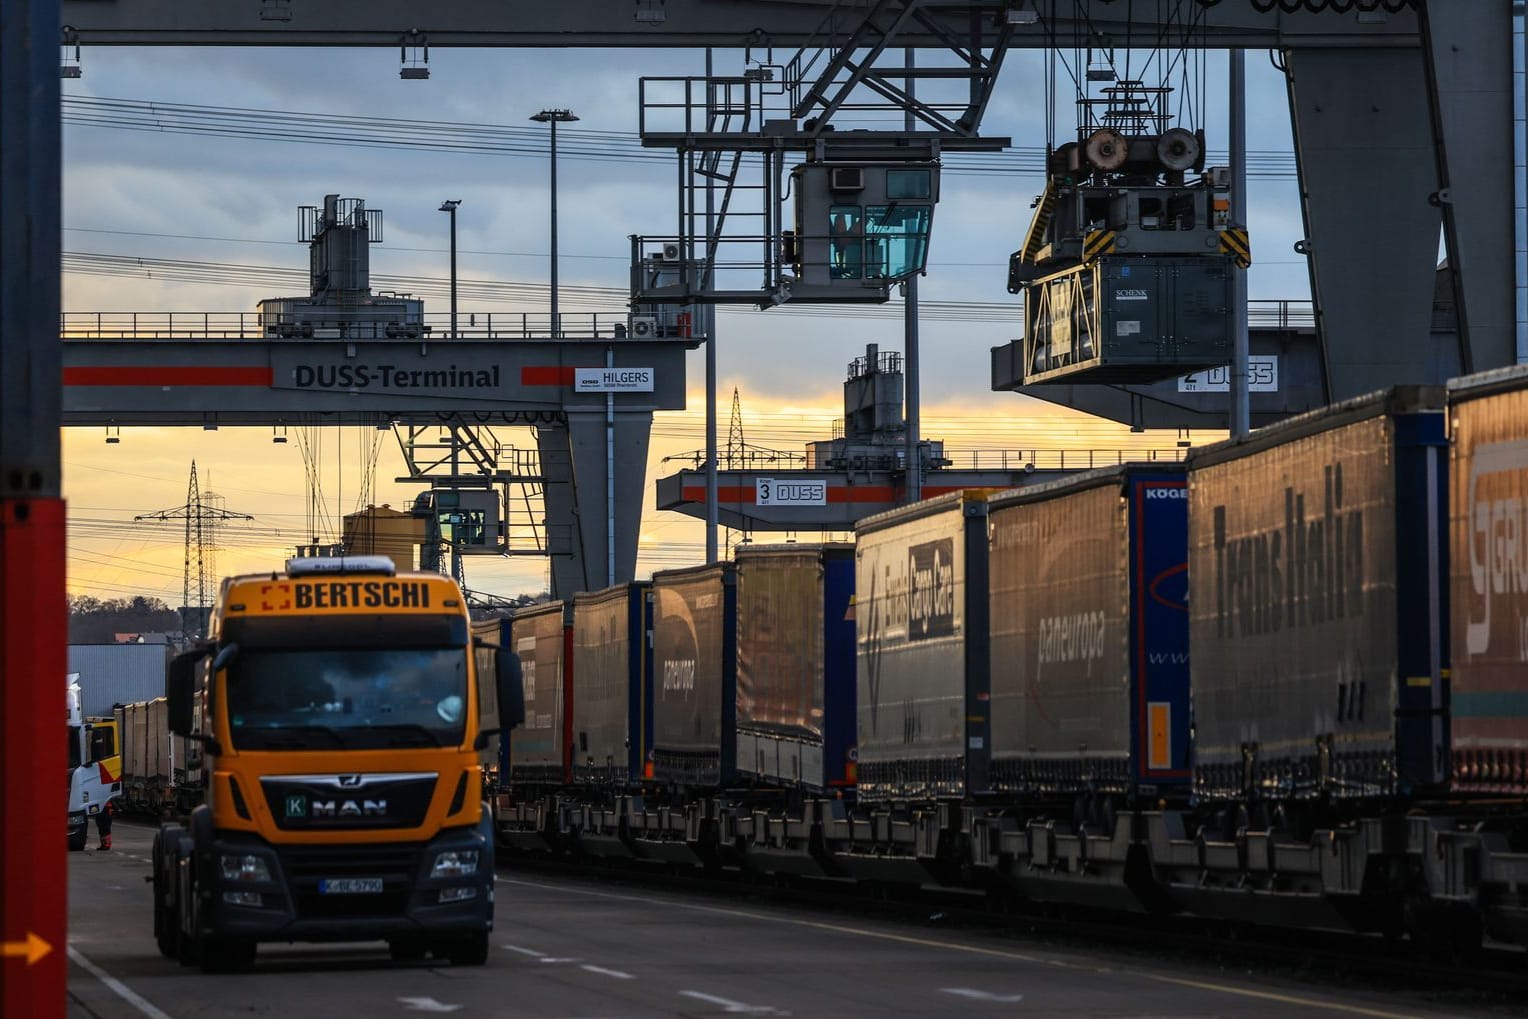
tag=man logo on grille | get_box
[285,794,307,818]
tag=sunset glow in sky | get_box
[61,43,1306,605]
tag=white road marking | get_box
[397,997,462,1013]
[943,988,1025,1003]
[678,990,783,1014]
[67,946,175,1019]
[501,879,1431,1019]
[581,964,635,980]
[502,944,546,957]
[537,956,582,964]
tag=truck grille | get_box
[279,844,420,921]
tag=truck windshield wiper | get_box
[367,723,445,748]
[248,724,350,749]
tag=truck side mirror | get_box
[496,650,525,730]
[167,649,204,736]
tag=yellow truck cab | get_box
[151,556,523,972]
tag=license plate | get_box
[318,878,383,895]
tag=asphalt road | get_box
[66,823,1510,1018]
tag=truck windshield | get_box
[68,725,82,770]
[225,647,468,751]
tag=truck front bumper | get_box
[202,822,494,943]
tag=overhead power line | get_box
[62,250,1029,323]
[62,95,1301,180]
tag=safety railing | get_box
[59,311,649,341]
[666,446,1192,472]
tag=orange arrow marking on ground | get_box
[2,933,52,965]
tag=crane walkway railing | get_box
[668,446,1195,472]
[60,311,645,340]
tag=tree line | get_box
[68,595,182,644]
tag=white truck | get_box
[68,674,122,851]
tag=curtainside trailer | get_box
[734,543,856,792]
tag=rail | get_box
[59,311,648,341]
[62,300,1314,339]
[666,447,1192,472]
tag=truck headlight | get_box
[219,854,271,882]
[430,849,478,879]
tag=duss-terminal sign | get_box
[755,478,828,507]
[575,367,655,393]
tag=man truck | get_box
[151,556,523,971]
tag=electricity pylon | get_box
[136,461,253,638]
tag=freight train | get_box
[491,369,1528,954]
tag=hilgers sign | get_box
[575,367,655,393]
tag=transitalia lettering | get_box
[292,580,431,610]
[293,364,500,391]
[1212,462,1363,638]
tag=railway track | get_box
[497,847,1528,1010]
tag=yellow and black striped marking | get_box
[1219,227,1251,268]
[1082,229,1116,263]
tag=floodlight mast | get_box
[530,109,579,338]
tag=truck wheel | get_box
[152,855,179,959]
[153,900,179,960]
[198,937,256,973]
[444,931,489,967]
[68,829,87,853]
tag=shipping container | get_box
[854,491,990,802]
[734,544,856,790]
[114,697,199,815]
[987,463,1189,798]
[651,563,737,788]
[509,602,572,785]
[68,643,171,717]
[1446,365,1528,796]
[1187,386,1448,802]
[571,583,653,785]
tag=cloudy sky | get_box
[59,40,1328,606]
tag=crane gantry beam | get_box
[58,1,1421,49]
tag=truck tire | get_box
[444,931,489,967]
[151,833,179,960]
[68,828,87,853]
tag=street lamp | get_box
[438,200,461,338]
[529,108,579,338]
